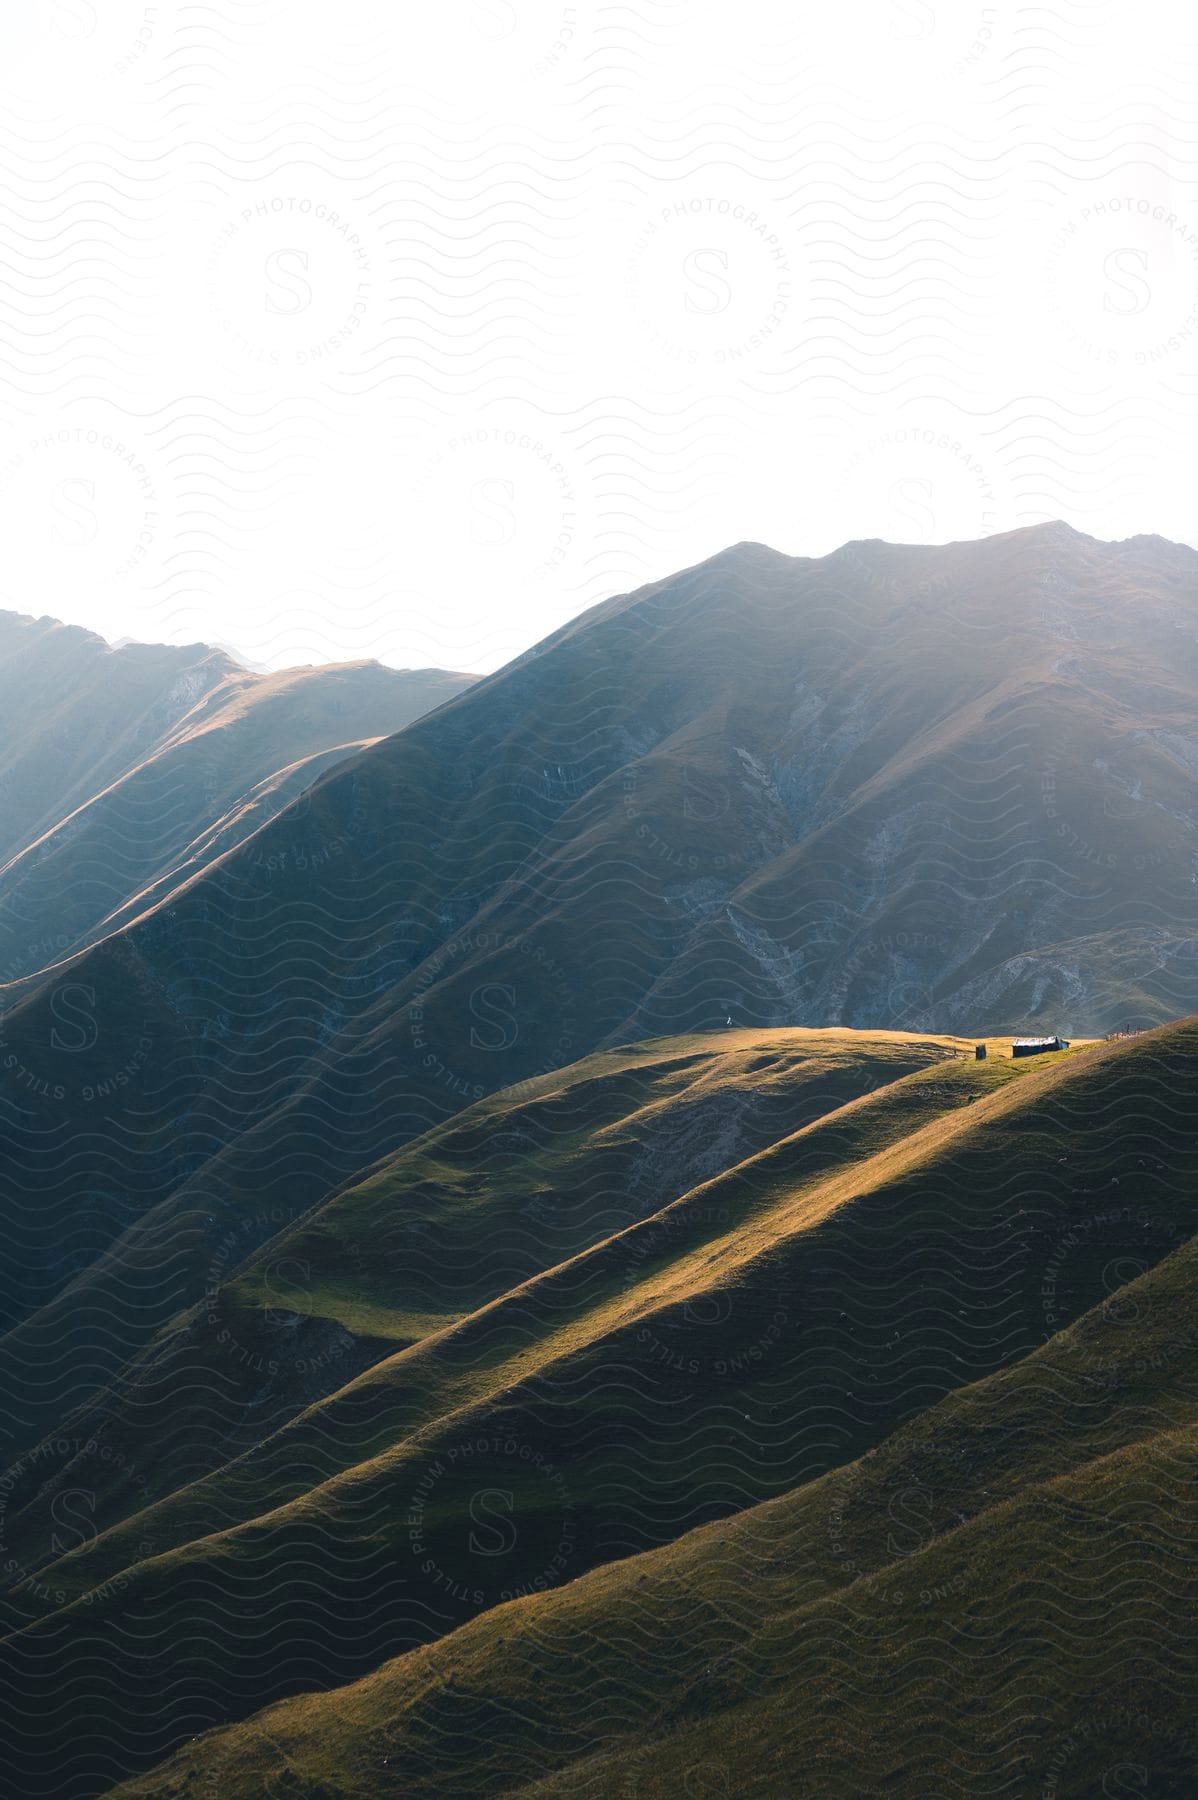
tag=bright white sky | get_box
[1,1,1197,672]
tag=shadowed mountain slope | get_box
[0,1018,1192,1795]
[0,1029,968,1589]
[0,611,233,876]
[112,1241,1198,1799]
[1,524,1195,1471]
[0,609,473,985]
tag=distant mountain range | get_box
[0,610,474,985]
[0,523,1196,1795]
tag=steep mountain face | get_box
[0,1019,1194,1797]
[0,610,473,986]
[0,523,1195,1466]
[0,611,229,873]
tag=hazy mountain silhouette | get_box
[0,609,474,986]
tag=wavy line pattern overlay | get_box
[1,4,1197,666]
[0,6,1195,1799]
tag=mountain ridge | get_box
[0,524,1195,1470]
[0,607,476,986]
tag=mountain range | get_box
[0,523,1195,1795]
[0,610,473,987]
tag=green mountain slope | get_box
[0,1029,969,1588]
[113,1295,1198,1799]
[0,1018,1192,1796]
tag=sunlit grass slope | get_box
[0,1020,1191,1795]
[0,1028,963,1586]
[115,1266,1198,1799]
[106,1023,1198,1798]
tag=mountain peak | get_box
[1014,519,1090,544]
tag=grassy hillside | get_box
[0,1018,1191,1796]
[112,1246,1198,1798]
[2,524,1195,1476]
[0,1030,956,1578]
